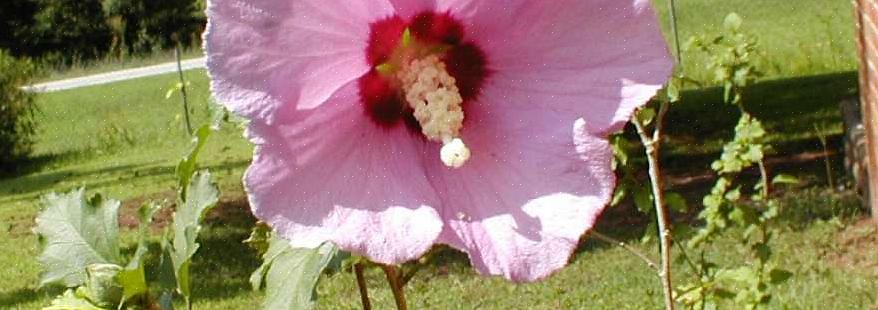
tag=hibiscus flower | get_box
[206,0,672,282]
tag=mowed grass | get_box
[1,0,876,308]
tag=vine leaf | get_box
[36,189,122,287]
[251,236,339,310]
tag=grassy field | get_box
[1,0,876,308]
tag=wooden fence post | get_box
[854,0,878,224]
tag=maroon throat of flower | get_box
[359,11,489,168]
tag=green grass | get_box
[654,0,858,81]
[1,0,876,308]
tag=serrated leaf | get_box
[118,203,161,302]
[44,289,104,310]
[259,237,339,310]
[176,125,212,200]
[36,189,122,287]
[171,170,220,300]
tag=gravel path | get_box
[24,57,207,93]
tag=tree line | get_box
[0,0,206,64]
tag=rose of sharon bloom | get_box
[206,0,672,282]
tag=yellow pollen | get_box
[398,55,471,168]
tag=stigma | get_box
[398,55,471,168]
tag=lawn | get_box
[2,0,877,309]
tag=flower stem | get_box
[633,102,675,310]
[381,265,408,310]
[174,45,192,136]
[667,0,683,66]
[354,263,372,310]
[590,231,659,271]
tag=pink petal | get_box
[427,85,616,282]
[244,81,443,264]
[205,0,396,124]
[444,0,673,134]
[387,0,436,19]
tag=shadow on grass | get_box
[0,159,250,204]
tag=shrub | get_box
[103,0,205,55]
[0,50,38,171]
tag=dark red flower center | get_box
[358,11,489,131]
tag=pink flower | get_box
[206,0,672,282]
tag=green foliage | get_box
[0,50,37,171]
[102,0,205,55]
[31,0,112,62]
[685,12,760,106]
[251,236,340,310]
[161,123,217,306]
[35,188,122,288]
[117,203,161,304]
[35,123,219,309]
[169,170,219,302]
[677,14,794,309]
[82,264,123,308]
[45,289,103,310]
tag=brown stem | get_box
[381,265,408,310]
[758,160,771,198]
[590,231,659,271]
[634,103,675,310]
[354,263,372,310]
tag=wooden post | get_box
[854,0,878,223]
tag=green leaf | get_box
[633,185,654,214]
[82,264,123,308]
[611,185,628,207]
[171,170,220,300]
[244,222,272,257]
[118,203,161,302]
[636,107,656,126]
[723,13,743,32]
[769,269,793,284]
[772,174,800,185]
[252,236,339,310]
[717,266,758,285]
[665,192,689,212]
[667,78,682,103]
[158,292,175,310]
[44,289,104,310]
[401,28,412,47]
[176,124,212,200]
[36,189,122,287]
